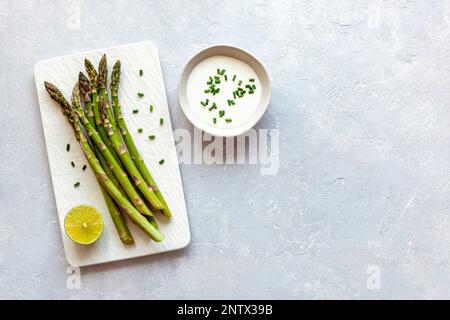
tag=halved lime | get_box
[64,205,103,245]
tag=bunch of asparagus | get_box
[44,54,171,244]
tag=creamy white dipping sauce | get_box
[186,55,261,128]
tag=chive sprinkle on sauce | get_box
[160,118,164,125]
[192,61,259,128]
[133,109,139,114]
[159,159,165,165]
[66,144,70,152]
[74,181,80,188]
[139,69,143,76]
[148,135,155,140]
[138,128,143,133]
[82,165,87,171]
[71,161,75,167]
[138,92,144,97]
[149,105,154,113]
[209,102,217,112]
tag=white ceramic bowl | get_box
[178,45,271,137]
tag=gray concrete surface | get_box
[1,0,450,299]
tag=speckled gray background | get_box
[1,0,450,299]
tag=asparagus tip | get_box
[84,58,98,84]
[98,54,107,89]
[111,60,121,91]
[78,72,92,100]
[71,81,81,109]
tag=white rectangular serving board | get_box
[34,42,190,267]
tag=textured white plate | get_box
[34,42,190,267]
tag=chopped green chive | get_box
[160,118,164,125]
[66,144,70,152]
[238,80,242,86]
[209,103,217,112]
[138,128,143,133]
[138,92,144,97]
[213,118,217,124]
[249,78,255,82]
[233,92,236,99]
[200,99,210,107]
[149,105,154,113]
[219,110,225,118]
[217,68,221,75]
[71,161,75,167]
[159,159,165,165]
[74,182,80,188]
[82,165,87,171]
[225,118,232,123]
[133,109,139,114]
[232,75,237,81]
[204,89,210,93]
[220,69,226,75]
[224,74,228,81]
[235,87,246,98]
[148,135,156,140]
[252,84,256,89]
[139,69,143,76]
[237,87,246,98]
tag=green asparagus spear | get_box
[78,72,94,124]
[101,187,134,244]
[84,60,122,167]
[74,83,157,216]
[45,81,154,218]
[79,74,134,244]
[111,60,172,218]
[43,81,163,242]
[98,55,163,211]
[98,55,119,134]
[79,72,120,183]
